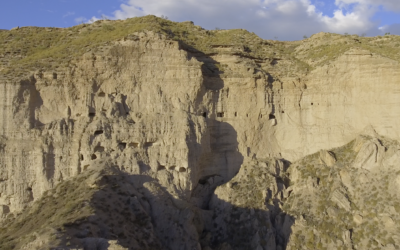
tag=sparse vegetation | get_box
[283,136,400,249]
[0,15,276,78]
[2,15,399,83]
[1,15,400,250]
[0,173,96,249]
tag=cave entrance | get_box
[128,142,139,148]
[94,130,103,136]
[119,142,127,150]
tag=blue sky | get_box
[0,0,119,29]
[1,0,399,40]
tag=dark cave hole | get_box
[94,130,104,135]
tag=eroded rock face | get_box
[208,159,291,250]
[2,31,400,215]
[1,23,400,250]
[0,32,210,214]
[284,135,400,249]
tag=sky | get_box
[1,0,400,40]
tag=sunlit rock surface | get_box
[0,17,400,249]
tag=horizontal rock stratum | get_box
[0,15,400,249]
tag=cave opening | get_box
[128,142,139,148]
[119,142,127,150]
[94,145,104,152]
[94,130,103,135]
[157,165,166,171]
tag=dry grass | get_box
[0,15,276,77]
[1,15,399,83]
[0,173,95,249]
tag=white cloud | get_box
[320,4,376,34]
[335,0,400,12]
[87,16,102,23]
[380,23,400,34]
[74,17,87,24]
[63,11,75,18]
[75,15,110,24]
[86,0,399,40]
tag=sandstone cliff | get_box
[0,16,400,249]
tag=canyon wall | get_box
[0,23,400,249]
[1,31,400,216]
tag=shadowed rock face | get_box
[0,19,400,249]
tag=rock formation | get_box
[0,15,400,249]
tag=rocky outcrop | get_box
[285,135,400,249]
[0,31,209,215]
[1,17,400,249]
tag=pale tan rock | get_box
[108,240,129,250]
[331,189,350,211]
[352,139,385,170]
[2,22,400,250]
[381,215,396,229]
[273,51,400,160]
[2,29,400,219]
[342,230,352,248]
[0,31,210,214]
[353,214,363,225]
[382,244,396,250]
[339,170,353,194]
[319,150,336,166]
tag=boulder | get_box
[319,150,336,166]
